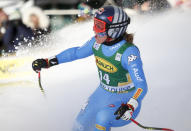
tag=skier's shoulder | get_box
[90,36,96,43]
[125,43,139,52]
[121,41,142,68]
[121,40,140,60]
[81,36,96,48]
[89,36,96,44]
[121,33,139,52]
[87,36,96,46]
[121,40,139,53]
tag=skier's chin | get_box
[95,35,107,44]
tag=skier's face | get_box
[94,32,107,44]
[93,17,108,44]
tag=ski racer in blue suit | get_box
[32,6,148,131]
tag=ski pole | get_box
[130,118,174,131]
[38,71,45,96]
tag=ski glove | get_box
[32,56,58,73]
[32,59,49,72]
[114,98,138,121]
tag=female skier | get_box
[32,5,148,131]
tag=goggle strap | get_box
[108,18,130,29]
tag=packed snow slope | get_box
[0,9,191,131]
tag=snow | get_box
[0,9,191,131]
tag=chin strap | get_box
[103,36,124,46]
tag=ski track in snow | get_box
[0,9,191,131]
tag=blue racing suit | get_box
[56,37,148,131]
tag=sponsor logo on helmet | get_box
[109,21,129,28]
[97,8,104,15]
[95,56,117,73]
[107,16,113,22]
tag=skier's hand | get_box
[114,103,134,121]
[114,98,138,121]
[32,59,49,73]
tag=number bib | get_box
[93,41,134,88]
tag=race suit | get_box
[56,37,148,131]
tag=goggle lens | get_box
[93,18,106,33]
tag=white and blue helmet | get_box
[94,5,130,39]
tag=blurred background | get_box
[0,0,190,55]
[0,0,191,131]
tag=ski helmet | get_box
[94,5,130,39]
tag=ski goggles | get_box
[93,18,107,33]
[93,17,130,33]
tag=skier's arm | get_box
[122,46,148,104]
[56,37,95,64]
[115,46,148,121]
[32,37,95,72]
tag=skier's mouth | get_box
[95,35,107,44]
[95,32,107,37]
